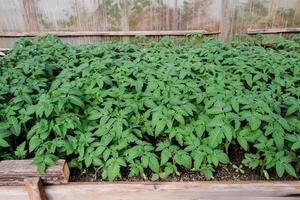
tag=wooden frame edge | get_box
[0,181,299,200]
[247,27,300,34]
[0,30,220,37]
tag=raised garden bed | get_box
[0,34,299,199]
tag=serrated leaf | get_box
[245,74,253,87]
[87,110,102,120]
[29,136,41,152]
[208,127,224,148]
[149,156,160,173]
[284,163,297,178]
[291,142,300,150]
[174,113,185,125]
[175,152,192,169]
[160,149,171,165]
[237,136,248,151]
[286,104,299,116]
[248,116,261,130]
[194,154,204,170]
[100,134,113,147]
[207,115,224,127]
[223,125,233,142]
[276,162,285,177]
[155,120,166,136]
[69,95,84,107]
[231,98,239,113]
[107,161,120,181]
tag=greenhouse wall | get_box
[0,0,299,47]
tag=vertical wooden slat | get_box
[24,178,47,200]
[22,0,38,31]
[220,0,235,40]
[266,0,278,28]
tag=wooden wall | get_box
[0,0,299,48]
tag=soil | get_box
[69,145,299,182]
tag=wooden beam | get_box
[247,27,300,34]
[0,160,69,186]
[0,181,300,200]
[24,177,47,200]
[0,48,10,52]
[0,30,220,37]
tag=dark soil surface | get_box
[69,145,299,182]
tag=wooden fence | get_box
[0,0,300,48]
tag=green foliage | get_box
[0,34,299,180]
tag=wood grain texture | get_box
[0,160,69,186]
[22,0,38,32]
[0,30,220,37]
[247,27,300,34]
[0,181,300,200]
[24,177,47,200]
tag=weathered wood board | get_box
[0,181,299,200]
[0,160,69,186]
[24,177,47,200]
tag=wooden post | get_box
[24,177,47,200]
[22,0,38,32]
[266,0,278,28]
[220,0,236,41]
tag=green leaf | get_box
[100,134,114,147]
[291,142,300,150]
[276,162,285,177]
[107,161,120,181]
[174,113,185,125]
[141,155,149,168]
[103,149,111,161]
[37,163,46,173]
[69,95,84,107]
[245,74,253,87]
[194,154,204,170]
[248,116,261,130]
[160,149,171,165]
[284,163,297,178]
[155,120,166,136]
[87,110,102,120]
[231,98,239,113]
[29,136,42,152]
[207,115,224,127]
[175,152,192,169]
[237,136,248,151]
[149,156,160,173]
[223,125,233,142]
[195,124,205,137]
[93,157,103,166]
[208,127,224,148]
[0,138,9,148]
[286,104,299,116]
[215,151,229,164]
[84,156,92,167]
[273,131,284,149]
[151,173,159,181]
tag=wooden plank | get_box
[248,27,300,34]
[0,160,69,186]
[0,181,299,200]
[0,30,220,37]
[24,177,47,200]
[0,48,10,52]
